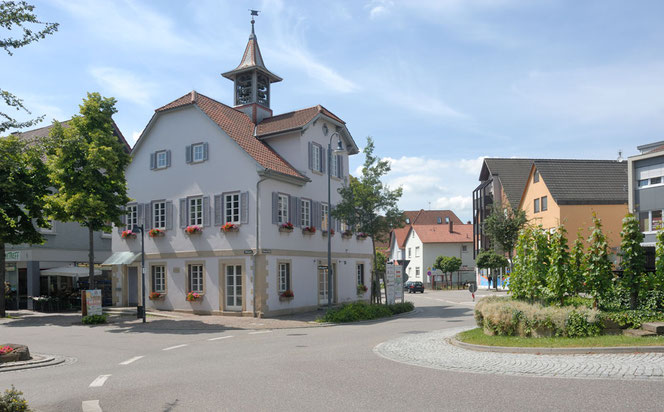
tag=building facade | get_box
[107,21,372,316]
[628,141,664,270]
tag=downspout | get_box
[253,174,268,318]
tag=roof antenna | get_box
[249,9,260,36]
[617,149,623,162]
[428,201,431,210]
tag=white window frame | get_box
[278,194,289,224]
[278,262,290,293]
[189,264,204,293]
[534,198,540,213]
[643,210,664,233]
[156,150,168,169]
[321,203,329,230]
[152,265,166,293]
[415,246,420,258]
[192,143,205,163]
[408,248,412,259]
[416,267,420,280]
[126,204,138,231]
[541,196,548,212]
[357,263,364,285]
[189,197,203,226]
[330,153,338,177]
[153,201,166,229]
[225,192,240,224]
[301,199,311,227]
[39,220,56,234]
[312,144,321,172]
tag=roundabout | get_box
[374,327,664,381]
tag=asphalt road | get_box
[2,290,663,411]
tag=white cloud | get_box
[90,67,156,107]
[130,131,141,146]
[367,0,394,20]
[434,196,473,219]
[512,62,664,124]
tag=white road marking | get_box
[119,356,144,365]
[248,330,272,335]
[208,335,234,341]
[162,344,188,351]
[88,375,111,388]
[82,400,102,412]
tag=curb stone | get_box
[0,354,70,372]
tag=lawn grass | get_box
[457,327,664,348]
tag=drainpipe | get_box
[253,175,268,318]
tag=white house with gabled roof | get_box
[106,18,372,316]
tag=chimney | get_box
[449,220,454,233]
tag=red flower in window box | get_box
[322,228,335,236]
[185,225,202,235]
[302,226,316,234]
[221,223,239,232]
[121,230,136,239]
[149,292,164,300]
[356,232,368,240]
[186,292,202,301]
[0,346,13,355]
[280,290,294,298]
[357,284,368,294]
[149,228,165,238]
[279,222,294,232]
[342,230,353,238]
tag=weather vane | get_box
[249,9,260,33]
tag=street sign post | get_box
[469,282,477,301]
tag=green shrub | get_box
[319,301,414,323]
[474,296,602,337]
[82,314,107,324]
[600,310,664,329]
[562,296,593,308]
[0,386,30,412]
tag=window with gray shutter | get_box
[336,155,343,178]
[203,142,209,161]
[203,196,211,226]
[290,196,298,227]
[241,191,248,224]
[272,192,278,224]
[313,201,320,229]
[308,142,313,170]
[118,207,126,233]
[214,194,223,226]
[166,150,171,167]
[321,147,326,173]
[150,152,156,170]
[165,200,173,230]
[179,198,187,228]
[185,145,192,163]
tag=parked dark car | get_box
[406,281,424,293]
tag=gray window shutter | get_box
[166,150,171,167]
[144,203,152,230]
[241,191,249,224]
[330,206,335,231]
[203,142,209,161]
[289,196,298,227]
[165,200,173,230]
[294,197,301,227]
[320,148,326,173]
[150,152,156,170]
[203,196,210,226]
[214,194,223,226]
[308,142,313,170]
[137,203,144,228]
[272,192,278,224]
[179,198,187,228]
[313,201,320,229]
[185,145,192,163]
[337,155,343,178]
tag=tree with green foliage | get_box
[0,135,50,317]
[654,229,664,292]
[545,225,571,305]
[584,213,614,309]
[509,226,549,302]
[46,93,131,288]
[332,137,404,303]
[619,213,646,309]
[1,1,58,133]
[482,205,527,274]
[569,230,586,294]
[475,250,508,289]
[433,255,462,287]
[375,250,387,274]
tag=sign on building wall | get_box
[5,251,21,261]
[85,289,102,316]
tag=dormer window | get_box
[437,217,442,224]
[405,218,410,224]
[445,217,450,223]
[534,170,540,183]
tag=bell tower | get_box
[222,10,282,123]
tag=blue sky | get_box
[3,0,664,221]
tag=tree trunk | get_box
[88,225,95,290]
[0,242,6,318]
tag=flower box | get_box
[279,222,294,233]
[356,233,368,240]
[149,228,165,238]
[341,230,353,239]
[121,230,136,239]
[322,229,335,237]
[186,292,203,302]
[185,225,202,235]
[302,226,316,235]
[279,290,294,301]
[221,223,239,233]
[356,284,368,295]
[149,292,165,300]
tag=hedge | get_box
[319,301,414,323]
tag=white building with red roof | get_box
[107,17,372,316]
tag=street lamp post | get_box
[132,224,146,323]
[327,132,344,308]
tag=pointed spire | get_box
[221,12,282,83]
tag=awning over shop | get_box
[101,252,142,266]
[41,266,102,278]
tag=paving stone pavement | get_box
[374,327,664,381]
